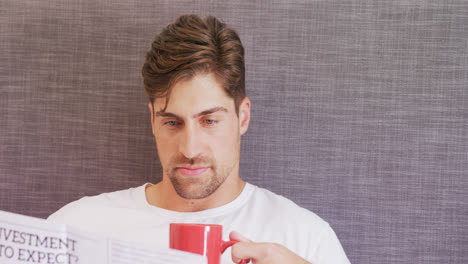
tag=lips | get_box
[176,167,209,177]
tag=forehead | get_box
[154,73,235,115]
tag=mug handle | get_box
[220,239,250,264]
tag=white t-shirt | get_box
[47,183,350,264]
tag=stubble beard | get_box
[165,155,237,199]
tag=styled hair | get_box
[142,14,245,114]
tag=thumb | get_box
[229,231,256,264]
[229,230,251,243]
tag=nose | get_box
[178,123,202,159]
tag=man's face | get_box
[149,73,250,199]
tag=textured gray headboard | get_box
[1,1,467,263]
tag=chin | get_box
[172,177,223,200]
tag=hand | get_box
[229,231,311,264]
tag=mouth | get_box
[175,166,209,177]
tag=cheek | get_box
[154,136,174,164]
[210,129,239,159]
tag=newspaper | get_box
[0,210,206,264]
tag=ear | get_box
[148,102,156,136]
[238,97,251,135]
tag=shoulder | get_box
[245,184,350,263]
[47,184,148,227]
[246,184,329,231]
[251,185,327,221]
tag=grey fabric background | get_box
[1,0,467,263]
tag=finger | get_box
[231,241,253,264]
[231,241,267,263]
[229,230,251,242]
[229,232,253,263]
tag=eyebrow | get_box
[156,106,228,119]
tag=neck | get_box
[145,174,246,212]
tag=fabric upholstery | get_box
[1,1,467,263]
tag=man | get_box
[48,15,350,264]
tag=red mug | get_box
[170,223,247,264]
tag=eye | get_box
[202,118,219,126]
[164,120,179,126]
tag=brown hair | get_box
[142,14,245,114]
